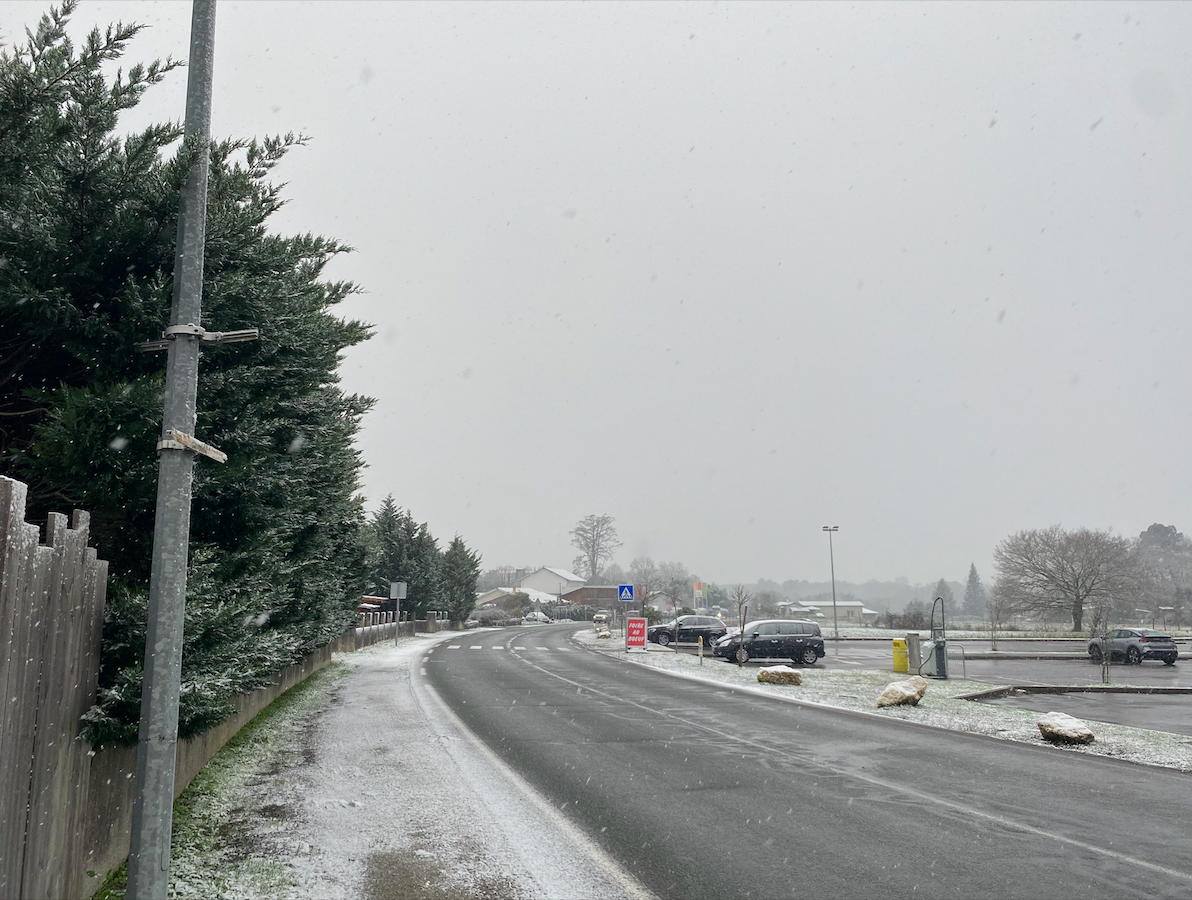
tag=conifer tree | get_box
[1,3,373,743]
[442,536,482,625]
[367,499,443,618]
[962,563,987,618]
[932,578,955,612]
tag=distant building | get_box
[475,586,559,608]
[562,585,618,607]
[515,566,586,597]
[779,599,878,625]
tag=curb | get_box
[961,652,1087,660]
[957,684,1192,701]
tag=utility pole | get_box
[823,525,839,640]
[127,4,218,897]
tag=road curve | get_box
[422,624,1192,900]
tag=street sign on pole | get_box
[618,584,635,603]
[391,581,407,645]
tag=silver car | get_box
[1088,628,1178,666]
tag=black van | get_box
[712,619,825,665]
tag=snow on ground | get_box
[157,632,648,900]
[574,628,1192,774]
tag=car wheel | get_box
[1164,655,1177,666]
[799,646,818,666]
[736,647,750,664]
[1088,644,1102,662]
[658,632,671,647]
[1127,647,1142,666]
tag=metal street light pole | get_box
[126,4,217,897]
[823,526,839,640]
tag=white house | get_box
[515,566,586,597]
[778,599,878,625]
[475,586,559,608]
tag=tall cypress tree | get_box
[367,499,443,618]
[442,536,481,625]
[1,3,373,743]
[962,563,987,618]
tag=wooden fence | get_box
[0,476,108,900]
[0,474,466,898]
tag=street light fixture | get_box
[823,526,840,639]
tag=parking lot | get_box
[656,635,1192,735]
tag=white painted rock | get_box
[1037,711,1095,744]
[757,665,802,685]
[596,629,612,640]
[877,676,928,708]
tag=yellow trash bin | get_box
[892,638,908,673]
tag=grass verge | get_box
[93,660,350,900]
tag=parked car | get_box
[713,619,824,665]
[647,615,728,647]
[1088,628,1178,666]
[522,610,552,624]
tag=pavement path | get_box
[426,624,1192,900]
[179,634,648,900]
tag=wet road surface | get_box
[423,624,1192,900]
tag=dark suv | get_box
[1088,629,1178,666]
[713,619,825,665]
[647,615,727,647]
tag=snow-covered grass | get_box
[95,659,352,900]
[822,625,1192,640]
[576,630,1192,773]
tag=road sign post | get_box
[391,581,407,645]
[617,585,635,639]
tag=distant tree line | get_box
[368,496,480,627]
[990,523,1189,633]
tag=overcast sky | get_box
[8,1,1191,586]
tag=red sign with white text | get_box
[626,617,647,651]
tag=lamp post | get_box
[822,526,839,639]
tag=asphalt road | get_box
[423,624,1192,900]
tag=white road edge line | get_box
[415,662,656,900]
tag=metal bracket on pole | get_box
[136,326,259,353]
[156,427,227,463]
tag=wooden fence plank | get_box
[0,480,46,899]
[0,477,29,897]
[67,549,106,899]
[22,513,88,899]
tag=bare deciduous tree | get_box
[986,581,1010,651]
[570,514,622,581]
[991,526,1142,632]
[729,584,752,621]
[629,556,662,617]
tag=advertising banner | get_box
[626,617,648,652]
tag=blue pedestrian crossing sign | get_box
[618,584,635,602]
